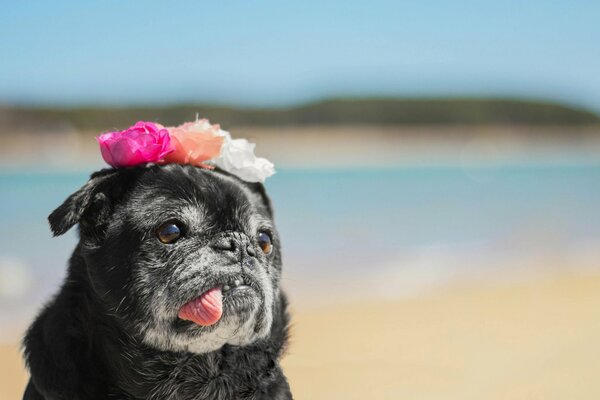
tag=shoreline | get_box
[1,125,600,169]
[283,271,600,399]
[3,271,600,399]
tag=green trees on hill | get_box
[1,98,598,133]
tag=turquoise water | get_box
[1,165,600,330]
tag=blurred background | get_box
[1,1,600,399]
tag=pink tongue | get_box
[178,287,223,326]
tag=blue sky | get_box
[1,1,599,110]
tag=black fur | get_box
[23,164,292,399]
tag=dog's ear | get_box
[48,168,141,237]
[245,181,274,217]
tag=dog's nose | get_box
[210,234,256,258]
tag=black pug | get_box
[22,164,292,400]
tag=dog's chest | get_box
[115,348,289,400]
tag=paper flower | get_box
[162,120,224,168]
[96,118,275,183]
[212,130,276,183]
[97,121,174,168]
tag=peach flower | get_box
[163,120,224,168]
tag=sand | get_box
[0,343,28,400]
[2,272,600,400]
[2,125,600,169]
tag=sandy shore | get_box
[2,125,600,169]
[2,272,600,400]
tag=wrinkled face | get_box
[82,165,282,353]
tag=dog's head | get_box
[49,164,282,353]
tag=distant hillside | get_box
[1,98,599,133]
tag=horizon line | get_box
[2,94,598,114]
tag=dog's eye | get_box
[257,232,272,254]
[156,222,183,244]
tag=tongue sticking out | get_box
[178,287,223,326]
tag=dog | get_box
[22,164,292,399]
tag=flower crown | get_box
[96,120,275,183]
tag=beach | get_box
[284,271,600,399]
[1,126,600,399]
[3,1,600,397]
[3,271,600,400]
[2,125,600,169]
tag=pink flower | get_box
[97,121,174,168]
[162,120,224,168]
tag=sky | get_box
[1,1,599,110]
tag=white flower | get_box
[212,130,275,183]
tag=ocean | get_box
[1,164,600,336]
